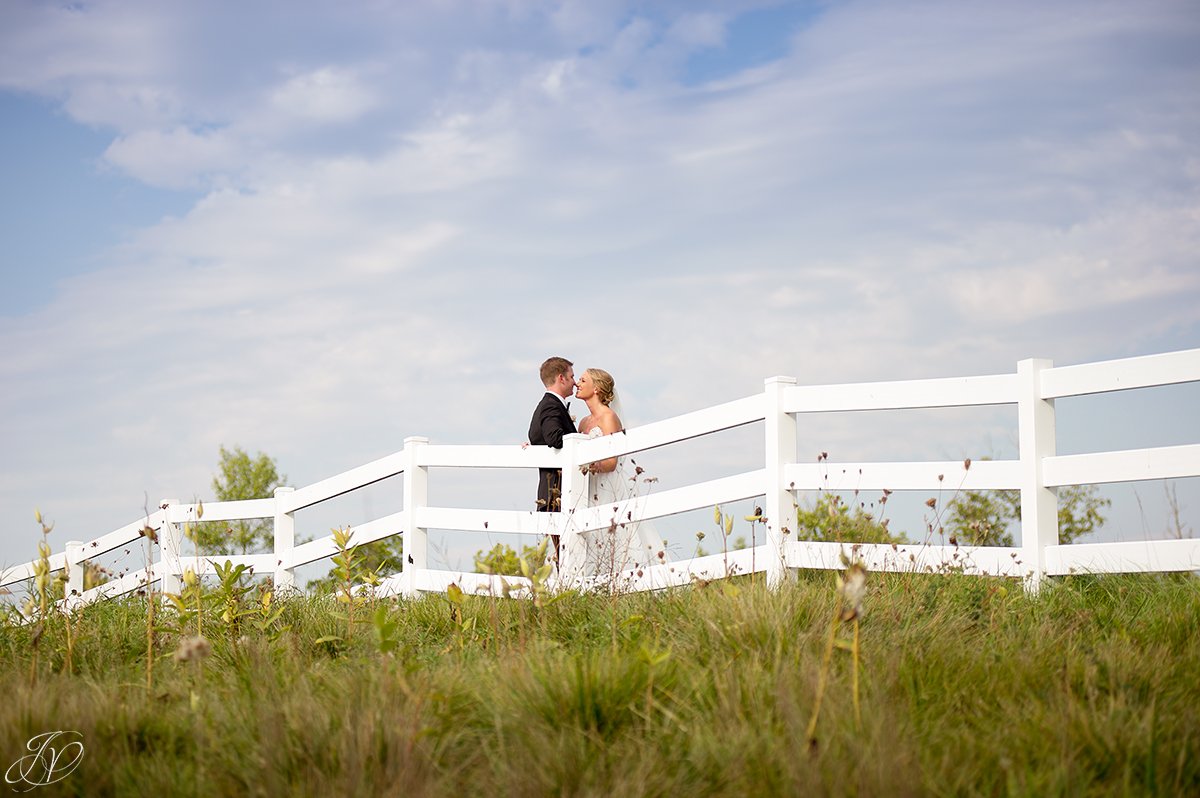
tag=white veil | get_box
[606,389,626,431]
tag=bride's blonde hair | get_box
[586,368,616,406]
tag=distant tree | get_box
[353,537,406,581]
[794,492,907,544]
[1055,485,1111,544]
[194,446,286,554]
[472,542,547,576]
[945,488,1017,546]
[947,484,1110,546]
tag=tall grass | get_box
[1,572,1197,796]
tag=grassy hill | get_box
[2,570,1198,796]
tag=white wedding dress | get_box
[580,427,666,583]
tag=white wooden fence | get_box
[3,349,1198,608]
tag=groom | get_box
[528,356,577,560]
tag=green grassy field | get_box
[2,571,1198,796]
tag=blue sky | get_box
[2,0,1198,572]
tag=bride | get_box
[574,368,666,581]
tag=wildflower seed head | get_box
[837,563,868,621]
[173,635,212,663]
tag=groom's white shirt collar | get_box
[546,390,570,408]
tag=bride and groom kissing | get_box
[527,356,664,575]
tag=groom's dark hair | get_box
[540,356,573,386]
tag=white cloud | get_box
[937,203,1200,324]
[103,126,242,189]
[268,66,377,123]
[665,12,727,50]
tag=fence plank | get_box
[76,562,163,604]
[1046,539,1200,574]
[404,569,531,596]
[167,499,275,524]
[1043,444,1200,487]
[1,551,69,588]
[1041,348,1200,398]
[278,451,408,513]
[573,395,765,462]
[415,444,561,469]
[71,515,162,561]
[2,512,165,587]
[282,511,405,570]
[784,540,1026,577]
[784,373,1018,412]
[621,546,769,591]
[573,470,767,532]
[415,507,554,536]
[783,459,1019,492]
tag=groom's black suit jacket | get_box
[528,392,576,511]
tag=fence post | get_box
[159,498,182,596]
[1017,359,1058,592]
[765,376,798,586]
[558,433,587,585]
[65,540,84,605]
[401,436,430,596]
[273,486,296,594]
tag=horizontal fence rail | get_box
[4,348,1198,615]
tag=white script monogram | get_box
[4,731,85,791]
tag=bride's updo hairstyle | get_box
[586,368,616,406]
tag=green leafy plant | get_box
[310,535,403,593]
[250,586,288,642]
[24,509,66,684]
[444,582,476,648]
[370,604,401,655]
[212,560,257,636]
[315,526,377,651]
[514,537,555,610]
